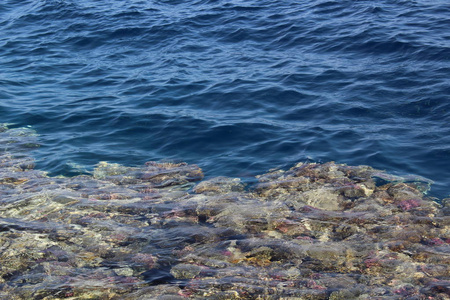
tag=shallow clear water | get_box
[0,0,449,198]
[0,125,448,299]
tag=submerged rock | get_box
[193,176,245,195]
[0,125,448,299]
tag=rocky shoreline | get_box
[0,125,448,299]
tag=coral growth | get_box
[0,125,448,299]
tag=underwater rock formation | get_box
[0,125,448,299]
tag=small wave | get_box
[0,0,448,199]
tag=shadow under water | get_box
[0,125,449,299]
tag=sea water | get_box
[1,0,449,198]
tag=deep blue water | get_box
[0,0,449,198]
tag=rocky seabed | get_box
[0,125,449,300]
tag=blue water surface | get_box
[0,0,449,198]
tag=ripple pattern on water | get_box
[0,0,449,197]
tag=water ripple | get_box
[0,0,449,198]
